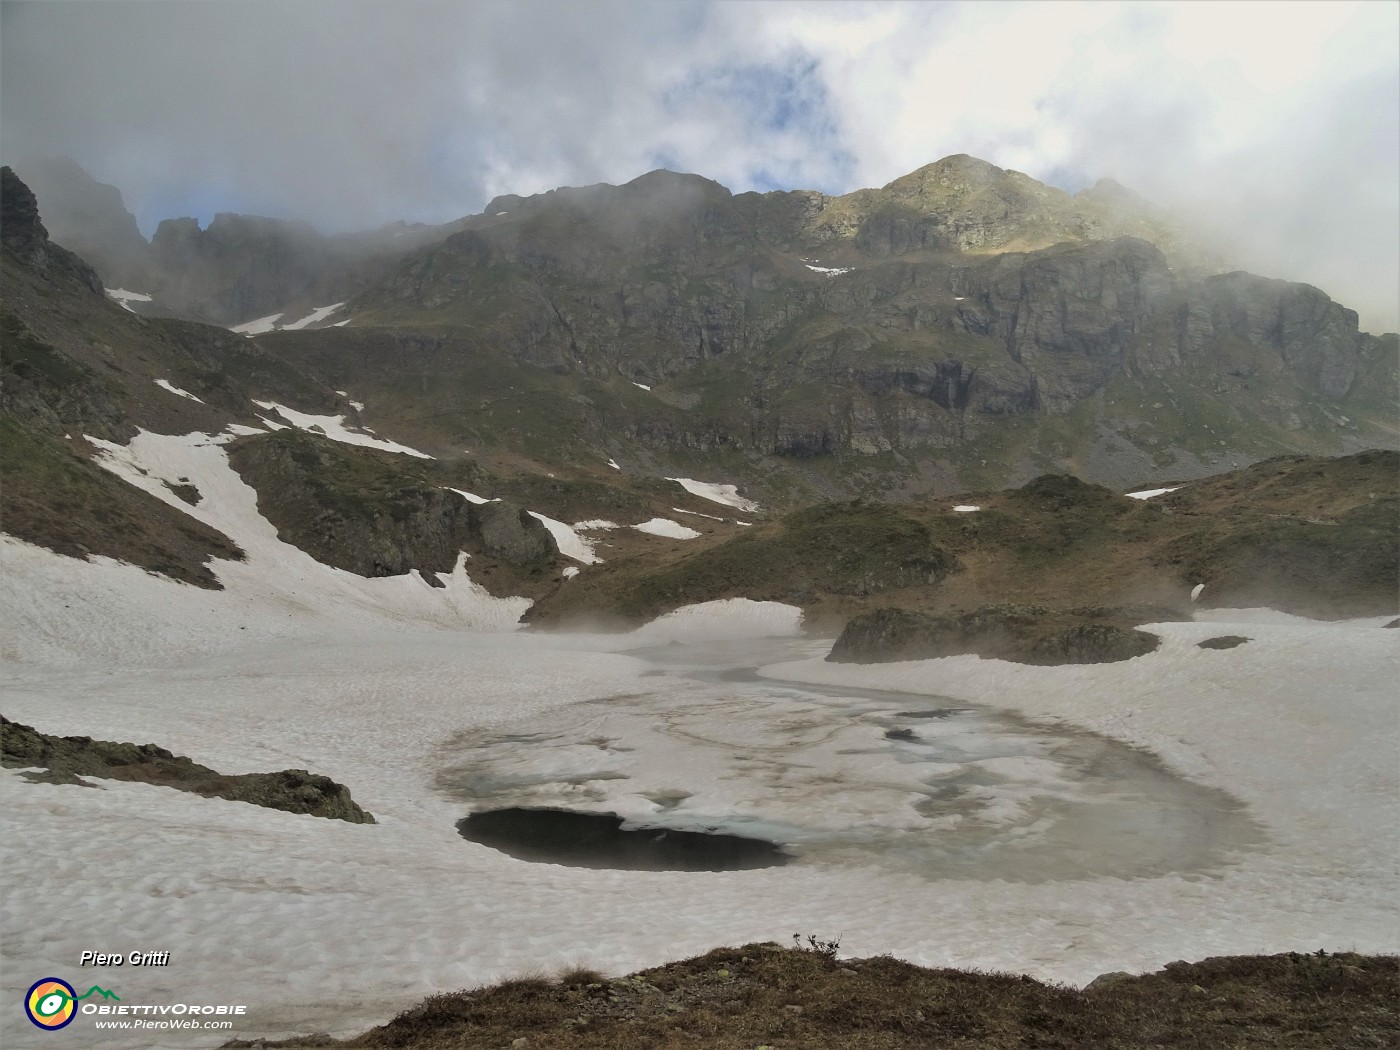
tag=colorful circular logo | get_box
[25,978,77,1030]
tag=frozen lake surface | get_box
[443,638,1263,883]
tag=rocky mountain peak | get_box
[1077,177,1153,212]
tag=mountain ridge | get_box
[1,162,1395,615]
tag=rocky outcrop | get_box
[523,500,961,629]
[1,716,375,823]
[828,605,1162,665]
[1,166,103,293]
[151,213,341,325]
[13,155,155,290]
[226,429,559,585]
[474,500,556,565]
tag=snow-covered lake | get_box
[442,636,1262,883]
[2,586,1394,1048]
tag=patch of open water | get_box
[442,637,1264,880]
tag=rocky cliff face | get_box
[150,212,341,324]
[349,172,1393,478]
[13,158,470,327]
[12,155,154,290]
[1,166,103,294]
[226,429,560,592]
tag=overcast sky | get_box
[2,0,1396,331]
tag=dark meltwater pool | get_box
[441,637,1264,879]
[457,807,790,870]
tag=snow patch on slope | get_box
[281,302,346,331]
[672,507,725,522]
[72,430,528,646]
[528,513,603,565]
[632,518,702,540]
[104,287,153,312]
[230,312,283,336]
[1126,487,1180,500]
[667,478,760,514]
[447,488,492,505]
[155,379,205,404]
[251,401,432,459]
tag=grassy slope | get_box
[0,412,244,588]
[227,943,1398,1050]
[526,453,1400,630]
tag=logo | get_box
[24,979,119,1031]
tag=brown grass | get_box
[225,944,1399,1050]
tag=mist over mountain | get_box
[2,1,1395,332]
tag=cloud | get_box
[1,0,1395,330]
